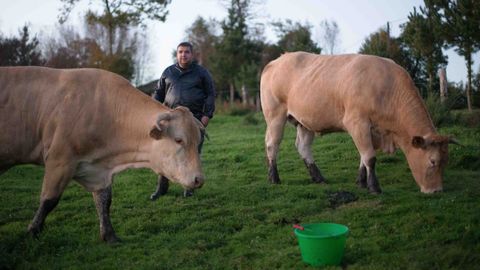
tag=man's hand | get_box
[201,116,210,127]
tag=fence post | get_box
[242,85,249,106]
[256,92,261,112]
[229,83,235,106]
[438,68,448,104]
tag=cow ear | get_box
[150,112,172,140]
[412,136,426,149]
[149,125,163,140]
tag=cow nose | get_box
[194,176,204,188]
[421,186,443,193]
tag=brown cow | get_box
[0,66,204,242]
[260,52,455,194]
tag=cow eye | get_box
[174,138,183,144]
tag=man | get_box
[151,41,215,199]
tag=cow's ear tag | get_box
[149,126,163,140]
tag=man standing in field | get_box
[151,41,215,199]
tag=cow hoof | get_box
[312,177,326,184]
[268,165,281,184]
[357,181,367,189]
[183,190,194,197]
[103,234,121,244]
[27,225,42,239]
[268,174,281,184]
[150,192,161,201]
[27,229,40,240]
[368,186,382,194]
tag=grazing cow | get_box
[260,52,455,194]
[0,66,204,242]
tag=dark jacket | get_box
[153,62,215,120]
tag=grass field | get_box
[1,112,479,269]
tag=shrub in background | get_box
[452,109,480,128]
[425,94,453,127]
[242,113,260,125]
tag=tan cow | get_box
[0,66,204,242]
[260,52,455,194]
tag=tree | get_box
[359,28,400,60]
[131,31,153,86]
[59,0,171,56]
[401,6,446,95]
[0,25,44,66]
[318,19,340,54]
[84,20,137,80]
[42,25,97,68]
[272,19,321,53]
[260,43,282,69]
[184,16,218,69]
[212,0,259,104]
[430,0,480,111]
[359,28,424,94]
[42,19,138,81]
[473,67,480,107]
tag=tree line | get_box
[1,0,479,110]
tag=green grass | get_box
[1,113,479,269]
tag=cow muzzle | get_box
[193,175,204,189]
[420,186,443,194]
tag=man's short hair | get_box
[177,42,193,52]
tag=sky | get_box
[1,0,478,85]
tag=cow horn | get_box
[448,137,462,146]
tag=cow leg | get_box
[343,117,381,194]
[150,175,170,200]
[183,189,194,197]
[356,162,367,188]
[365,157,380,193]
[265,114,287,184]
[150,175,194,199]
[28,163,72,237]
[295,125,326,183]
[28,197,60,237]
[93,186,119,243]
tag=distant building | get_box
[137,79,159,96]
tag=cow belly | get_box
[287,93,345,133]
[287,108,345,134]
[73,162,112,192]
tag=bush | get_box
[425,94,453,127]
[214,100,255,116]
[242,113,260,125]
[452,109,480,128]
[229,106,252,116]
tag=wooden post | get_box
[256,92,261,112]
[438,68,448,104]
[229,82,235,106]
[241,85,248,106]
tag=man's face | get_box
[176,46,193,68]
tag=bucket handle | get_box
[293,224,305,231]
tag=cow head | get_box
[149,107,205,190]
[406,134,456,193]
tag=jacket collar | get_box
[175,61,198,72]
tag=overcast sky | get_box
[1,0,478,85]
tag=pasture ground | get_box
[1,113,479,269]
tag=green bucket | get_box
[294,223,349,266]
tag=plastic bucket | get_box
[294,223,349,266]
